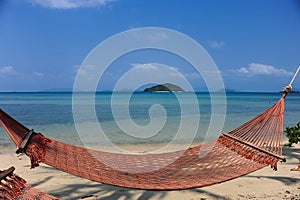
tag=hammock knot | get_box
[24,133,51,169]
[282,84,292,98]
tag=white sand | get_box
[0,144,299,200]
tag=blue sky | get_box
[0,0,300,92]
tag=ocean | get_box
[0,92,299,149]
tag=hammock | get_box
[0,166,57,200]
[0,65,299,190]
[0,94,287,190]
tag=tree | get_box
[284,122,300,147]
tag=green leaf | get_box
[284,121,300,147]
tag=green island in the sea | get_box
[144,83,184,92]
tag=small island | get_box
[144,83,184,92]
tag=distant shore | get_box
[2,90,300,93]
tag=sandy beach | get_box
[1,0,300,199]
[0,142,299,200]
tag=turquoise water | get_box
[0,92,299,148]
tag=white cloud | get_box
[131,63,206,81]
[33,71,44,77]
[75,64,100,81]
[236,67,249,74]
[208,41,225,49]
[144,32,168,43]
[0,66,17,75]
[110,63,194,91]
[72,65,80,74]
[131,63,159,71]
[131,63,182,78]
[132,30,168,43]
[27,0,114,9]
[184,72,201,79]
[234,63,293,76]
[131,63,179,71]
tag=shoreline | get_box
[0,142,299,199]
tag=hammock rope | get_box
[0,66,298,190]
[0,166,57,200]
[289,65,300,86]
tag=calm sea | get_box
[0,92,299,148]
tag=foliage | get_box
[284,122,300,147]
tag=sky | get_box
[0,0,300,92]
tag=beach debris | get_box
[290,164,300,172]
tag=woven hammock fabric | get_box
[0,96,285,190]
[0,167,57,200]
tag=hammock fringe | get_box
[0,167,58,200]
[218,135,279,170]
